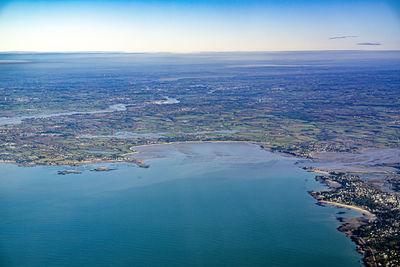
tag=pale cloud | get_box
[329,35,357,40]
[357,42,381,46]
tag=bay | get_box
[0,143,363,266]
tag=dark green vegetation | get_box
[309,172,400,267]
[0,52,399,166]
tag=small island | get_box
[57,170,81,175]
[135,160,150,168]
[91,167,114,172]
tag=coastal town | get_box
[307,168,400,267]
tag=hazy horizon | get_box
[1,49,400,54]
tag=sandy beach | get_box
[319,200,376,220]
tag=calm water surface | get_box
[0,143,363,266]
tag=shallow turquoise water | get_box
[0,143,363,266]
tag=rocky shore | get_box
[307,168,400,267]
[309,181,378,266]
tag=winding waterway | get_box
[0,143,363,266]
[0,104,127,126]
[0,96,179,127]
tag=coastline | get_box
[306,169,380,267]
[318,198,378,266]
[318,200,376,220]
[0,157,149,168]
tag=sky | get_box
[0,0,399,52]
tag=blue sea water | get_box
[0,143,363,266]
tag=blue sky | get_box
[0,0,399,52]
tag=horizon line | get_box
[1,49,399,54]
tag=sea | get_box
[0,142,363,266]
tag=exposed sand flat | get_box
[310,169,331,175]
[129,141,253,152]
[310,149,400,173]
[126,141,284,164]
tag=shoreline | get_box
[318,200,376,220]
[307,169,379,267]
[306,168,376,219]
[0,157,149,168]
